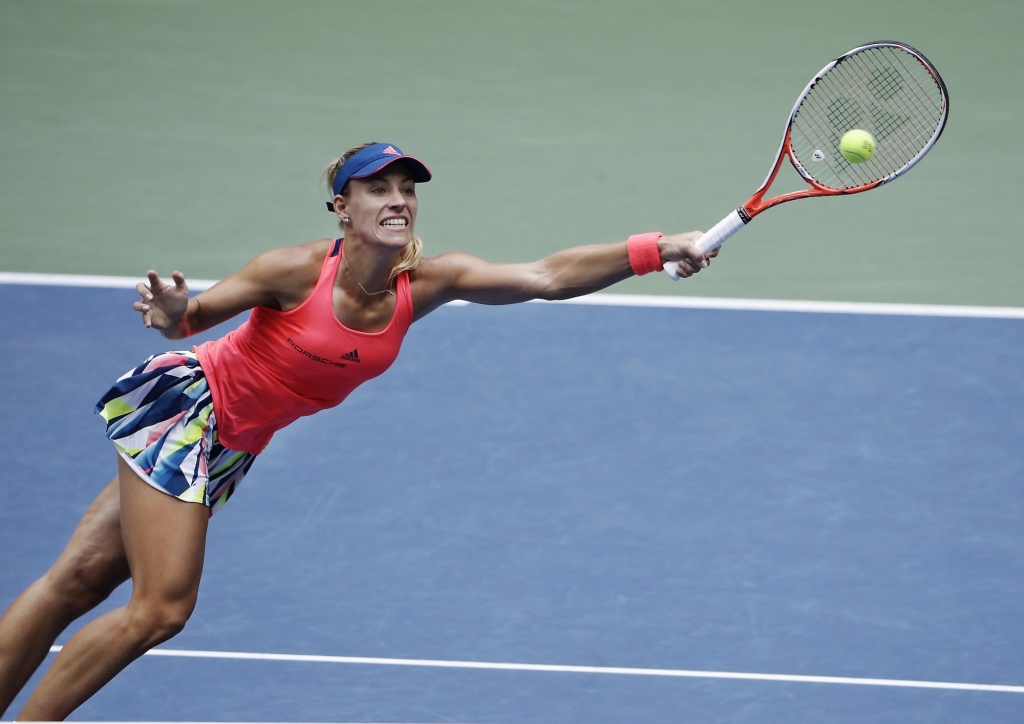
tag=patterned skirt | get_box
[95,351,255,514]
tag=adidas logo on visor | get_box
[382,146,400,156]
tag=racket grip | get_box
[663,208,748,280]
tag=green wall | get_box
[2,0,1021,305]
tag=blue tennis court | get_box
[2,280,1022,723]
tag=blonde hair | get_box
[324,143,424,283]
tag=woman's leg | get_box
[0,477,130,718]
[17,456,209,721]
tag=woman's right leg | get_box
[0,477,130,717]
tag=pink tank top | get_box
[194,239,414,454]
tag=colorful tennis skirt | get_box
[95,351,256,514]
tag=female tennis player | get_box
[0,142,715,720]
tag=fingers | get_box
[668,260,696,279]
[134,269,190,329]
[135,280,154,330]
[683,242,709,267]
[137,271,160,328]
[138,269,188,300]
[145,269,188,294]
[673,252,714,279]
[678,253,707,275]
[132,300,153,328]
[674,261,699,278]
[661,231,720,280]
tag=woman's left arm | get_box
[413,231,713,314]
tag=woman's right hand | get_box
[134,270,190,331]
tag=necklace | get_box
[342,246,394,297]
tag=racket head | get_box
[784,41,949,194]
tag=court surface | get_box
[2,280,1022,723]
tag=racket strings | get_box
[788,45,945,190]
[803,62,924,184]
[828,62,924,181]
[836,50,938,153]
[814,51,938,170]
[796,48,942,185]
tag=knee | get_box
[41,556,124,616]
[127,597,196,646]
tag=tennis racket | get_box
[665,40,949,279]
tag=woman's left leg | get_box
[17,455,210,721]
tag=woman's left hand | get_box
[660,231,720,279]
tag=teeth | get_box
[381,219,407,227]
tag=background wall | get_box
[1,0,1020,305]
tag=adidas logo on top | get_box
[382,146,400,156]
[340,349,360,362]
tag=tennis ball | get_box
[840,129,876,163]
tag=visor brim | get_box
[351,155,432,183]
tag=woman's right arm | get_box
[134,242,323,339]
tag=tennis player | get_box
[0,142,715,720]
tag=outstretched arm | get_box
[134,242,325,339]
[411,231,713,316]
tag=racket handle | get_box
[663,208,749,280]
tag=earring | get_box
[341,217,350,223]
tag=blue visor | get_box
[327,143,431,211]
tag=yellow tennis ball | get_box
[840,129,876,163]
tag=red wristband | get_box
[627,232,664,276]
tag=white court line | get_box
[46,646,1024,694]
[3,271,1024,318]
[540,293,1024,319]
[0,271,219,291]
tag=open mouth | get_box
[380,218,408,229]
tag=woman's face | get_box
[336,165,418,250]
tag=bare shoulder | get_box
[413,251,482,280]
[241,238,331,291]
[408,252,481,319]
[210,238,333,311]
[410,251,489,291]
[251,239,331,277]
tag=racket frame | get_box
[665,40,949,275]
